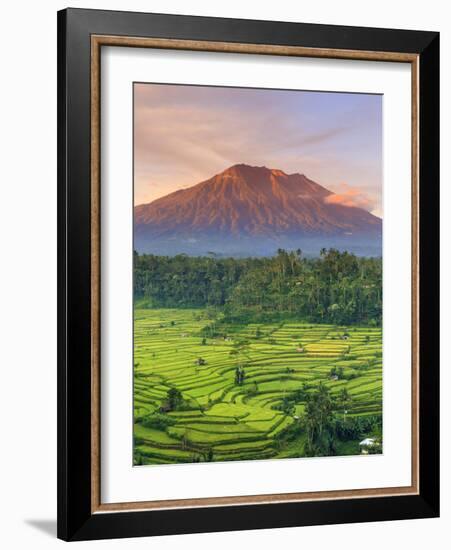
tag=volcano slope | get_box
[134,164,382,257]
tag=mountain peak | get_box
[135,164,381,253]
[220,163,271,176]
[220,163,306,180]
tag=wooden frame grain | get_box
[58,8,439,541]
[90,35,420,514]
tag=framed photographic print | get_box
[57,8,439,541]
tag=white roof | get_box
[359,438,376,446]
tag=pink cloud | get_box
[324,183,375,212]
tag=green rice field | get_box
[134,308,382,465]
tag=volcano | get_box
[134,164,382,257]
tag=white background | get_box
[0,0,448,548]
[102,48,412,503]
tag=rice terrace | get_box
[133,249,383,466]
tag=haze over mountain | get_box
[134,164,382,257]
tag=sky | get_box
[134,83,383,217]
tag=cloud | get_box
[133,83,382,207]
[296,126,350,147]
[324,183,375,212]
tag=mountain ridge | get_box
[134,164,381,257]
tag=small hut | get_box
[359,438,376,454]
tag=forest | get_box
[134,248,382,326]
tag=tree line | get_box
[134,248,382,325]
[272,382,381,457]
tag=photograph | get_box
[133,83,384,466]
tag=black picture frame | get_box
[57,7,439,541]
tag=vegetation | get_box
[133,248,382,465]
[133,308,382,465]
[134,248,382,326]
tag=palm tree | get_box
[338,388,352,422]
